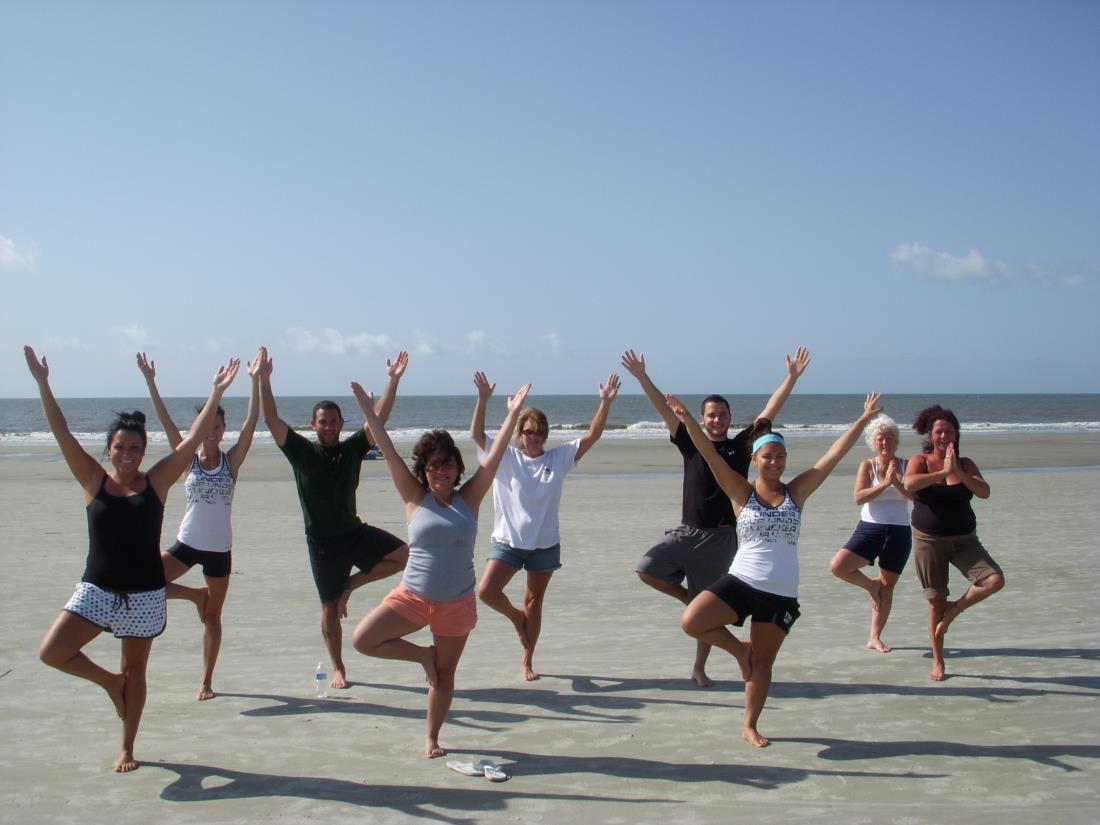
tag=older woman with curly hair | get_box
[904,405,1005,681]
[829,414,913,653]
[349,376,530,758]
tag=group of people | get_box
[23,343,1005,770]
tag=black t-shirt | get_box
[672,422,753,528]
[279,428,372,537]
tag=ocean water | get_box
[2,393,1098,446]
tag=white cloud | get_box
[891,242,1083,287]
[286,326,399,356]
[544,332,563,355]
[0,235,37,269]
[204,337,235,353]
[46,335,84,350]
[112,324,147,345]
[463,329,507,355]
[411,328,442,357]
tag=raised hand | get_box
[246,347,264,379]
[24,346,49,383]
[862,392,883,420]
[473,371,496,401]
[620,349,647,379]
[599,373,621,403]
[786,346,811,378]
[506,384,532,414]
[254,346,273,378]
[351,381,376,418]
[213,359,241,392]
[136,352,156,382]
[665,393,690,421]
[386,350,409,381]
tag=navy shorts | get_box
[307,523,405,603]
[167,541,233,578]
[843,521,912,574]
[707,574,801,635]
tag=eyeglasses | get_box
[520,429,545,437]
[426,459,457,471]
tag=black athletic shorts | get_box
[306,523,405,603]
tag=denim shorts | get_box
[489,541,562,573]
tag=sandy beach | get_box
[1,433,1098,824]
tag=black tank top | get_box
[83,475,166,591]
[911,481,976,536]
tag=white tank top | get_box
[731,488,801,598]
[860,458,910,525]
[177,454,235,552]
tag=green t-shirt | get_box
[279,428,372,538]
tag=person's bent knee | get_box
[981,572,1005,593]
[39,640,68,669]
[476,580,499,604]
[680,612,706,639]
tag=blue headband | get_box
[752,433,785,453]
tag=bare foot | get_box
[866,638,892,653]
[425,739,446,758]
[195,588,210,624]
[336,588,352,619]
[105,672,126,719]
[742,727,770,748]
[421,645,438,688]
[115,749,138,772]
[934,600,960,642]
[868,580,883,612]
[521,657,540,682]
[691,668,715,688]
[330,668,349,690]
[733,640,753,682]
[930,660,946,681]
[197,683,216,701]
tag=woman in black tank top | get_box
[904,405,1005,682]
[25,346,239,773]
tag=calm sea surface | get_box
[2,394,1097,446]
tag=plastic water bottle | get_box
[314,662,328,698]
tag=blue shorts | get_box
[489,541,562,573]
[843,521,912,574]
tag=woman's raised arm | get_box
[460,383,531,511]
[147,359,240,498]
[788,393,882,509]
[576,373,620,461]
[352,381,424,509]
[24,346,104,495]
[227,348,263,477]
[136,352,183,449]
[469,371,495,451]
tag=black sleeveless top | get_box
[83,476,166,592]
[911,481,976,536]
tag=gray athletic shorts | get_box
[636,525,737,597]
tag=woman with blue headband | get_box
[667,392,883,748]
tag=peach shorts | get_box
[382,584,477,637]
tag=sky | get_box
[2,0,1098,399]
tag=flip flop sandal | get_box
[477,759,509,782]
[447,760,483,777]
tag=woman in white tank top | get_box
[668,391,883,749]
[138,350,261,700]
[829,415,914,653]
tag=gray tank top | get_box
[402,492,478,601]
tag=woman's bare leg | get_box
[867,569,900,653]
[196,573,230,700]
[116,637,154,772]
[161,553,208,623]
[829,549,881,610]
[680,592,751,680]
[519,571,553,681]
[742,622,786,748]
[39,611,125,718]
[477,560,527,648]
[352,603,435,685]
[425,633,469,758]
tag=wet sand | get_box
[1,434,1098,824]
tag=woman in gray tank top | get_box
[348,377,530,758]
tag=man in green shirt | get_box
[258,347,409,690]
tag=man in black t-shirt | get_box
[258,347,410,691]
[620,347,810,687]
